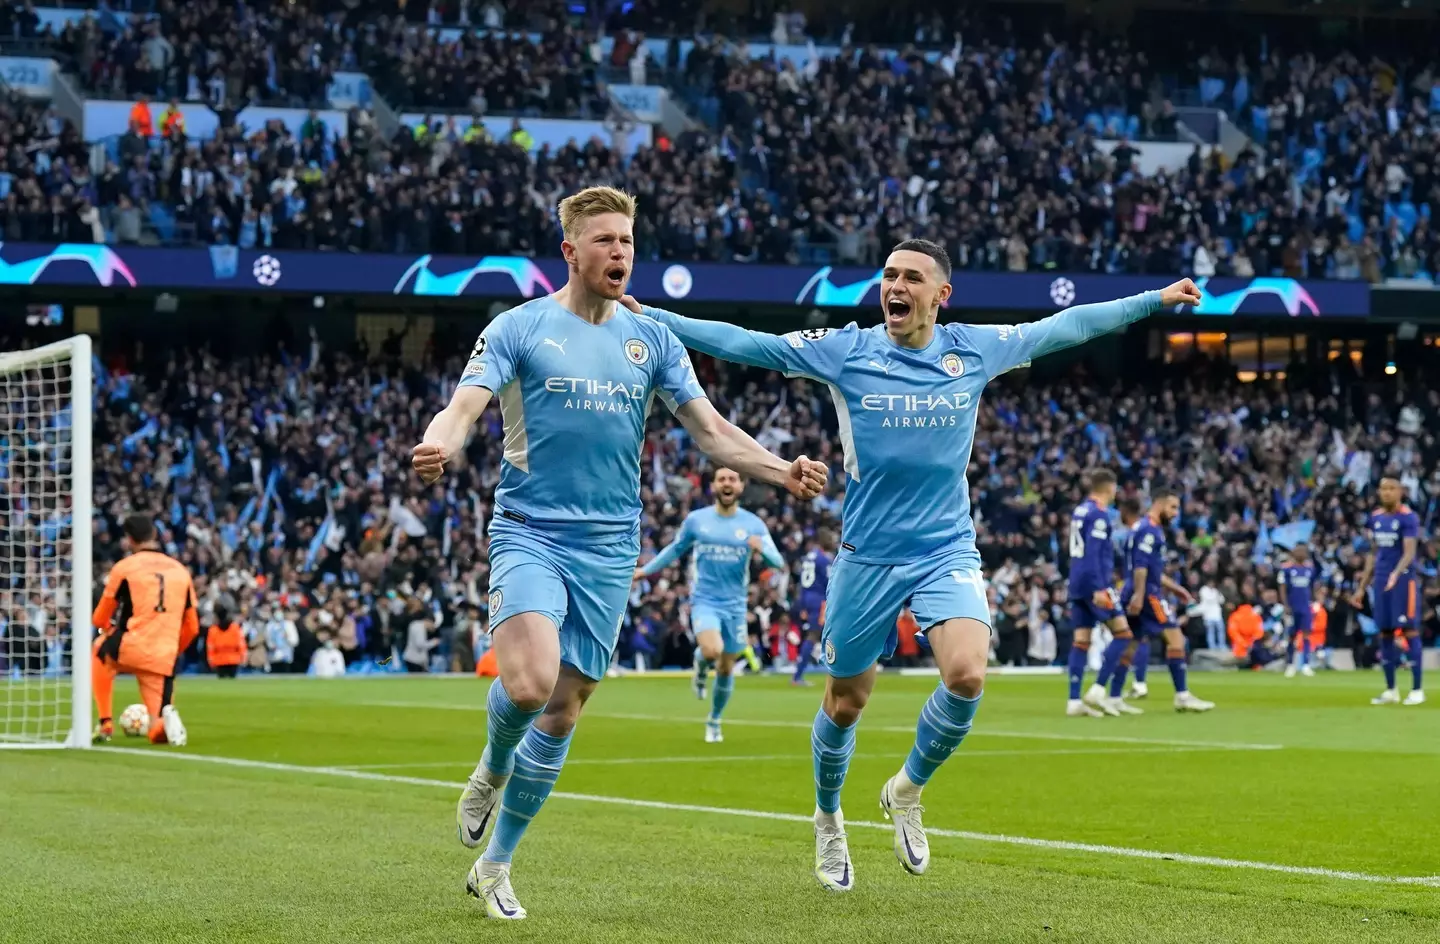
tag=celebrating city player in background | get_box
[622,241,1202,891]
[1352,477,1425,706]
[412,186,826,920]
[91,514,197,746]
[633,466,785,743]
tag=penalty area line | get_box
[99,746,1438,887]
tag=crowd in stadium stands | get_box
[4,317,1437,679]
[365,19,609,116]
[56,1,340,106]
[1214,47,1440,282]
[52,0,608,113]
[0,0,1432,278]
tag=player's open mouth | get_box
[605,266,627,285]
[886,298,912,320]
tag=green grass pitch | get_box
[2,671,1437,943]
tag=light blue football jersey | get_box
[643,293,1160,564]
[459,297,705,535]
[639,505,784,610]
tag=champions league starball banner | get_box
[0,243,1373,317]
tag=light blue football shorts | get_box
[820,542,991,678]
[486,514,640,681]
[690,601,749,654]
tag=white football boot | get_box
[457,769,505,848]
[704,720,724,743]
[1127,681,1149,700]
[1083,683,1119,716]
[879,778,929,875]
[1371,689,1400,706]
[161,705,188,746]
[1108,697,1145,715]
[813,813,854,892]
[1174,691,1215,713]
[1283,664,1297,679]
[466,860,526,920]
[1066,699,1104,718]
[1403,690,1426,706]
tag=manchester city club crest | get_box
[471,334,487,358]
[625,339,650,365]
[942,353,963,376]
[489,588,502,613]
[824,640,836,664]
[735,528,747,540]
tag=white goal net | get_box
[0,335,92,748]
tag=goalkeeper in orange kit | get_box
[91,514,199,745]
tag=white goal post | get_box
[0,335,93,748]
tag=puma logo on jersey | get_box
[868,360,891,374]
[543,338,567,355]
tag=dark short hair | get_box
[1117,497,1142,518]
[890,238,951,280]
[1085,468,1117,491]
[1150,485,1178,503]
[123,514,156,543]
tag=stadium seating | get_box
[57,0,349,106]
[363,21,606,115]
[4,2,1433,277]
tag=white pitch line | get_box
[335,746,1219,771]
[364,700,1285,751]
[97,747,1438,887]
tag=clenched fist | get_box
[1160,279,1202,309]
[785,456,828,500]
[412,442,449,484]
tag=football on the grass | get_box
[119,704,150,737]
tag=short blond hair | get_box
[558,186,636,240]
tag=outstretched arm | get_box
[674,398,827,499]
[621,296,849,380]
[639,520,696,578]
[964,281,1200,377]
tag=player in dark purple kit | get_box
[1064,470,1133,717]
[791,528,836,686]
[1352,478,1425,706]
[1279,545,1317,679]
[1087,487,1214,714]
